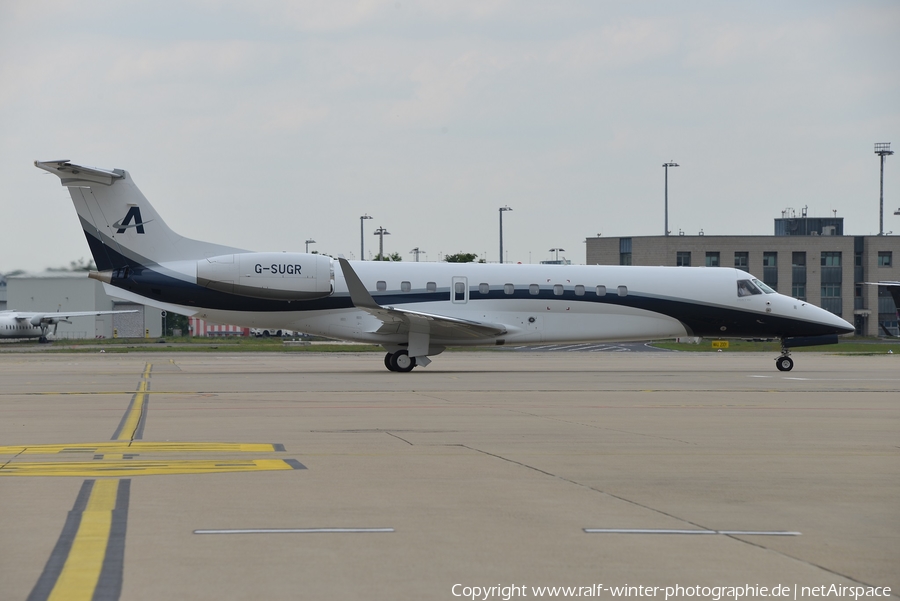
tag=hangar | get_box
[5,271,162,339]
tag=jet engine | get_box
[197,252,333,300]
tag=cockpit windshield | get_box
[737,279,762,297]
[752,278,776,294]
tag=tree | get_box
[374,252,402,261]
[46,257,96,272]
[444,252,479,263]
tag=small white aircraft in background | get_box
[34,160,855,371]
[0,309,137,342]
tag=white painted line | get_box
[194,528,395,534]
[749,375,773,378]
[584,528,800,536]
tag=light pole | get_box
[875,143,893,236]
[410,247,425,262]
[499,206,512,263]
[360,214,372,260]
[373,226,390,260]
[305,238,316,253]
[549,248,565,262]
[663,161,679,236]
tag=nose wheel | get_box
[775,353,793,372]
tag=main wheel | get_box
[775,356,794,372]
[384,352,396,372]
[390,350,416,372]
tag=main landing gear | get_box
[384,350,416,372]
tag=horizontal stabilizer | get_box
[35,160,124,186]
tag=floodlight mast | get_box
[360,214,373,260]
[663,162,679,236]
[875,143,893,236]
[499,206,512,263]
[373,226,390,260]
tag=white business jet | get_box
[0,309,136,342]
[34,160,854,371]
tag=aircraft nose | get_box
[835,317,855,334]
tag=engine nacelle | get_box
[197,252,333,300]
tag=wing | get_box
[337,258,507,340]
[11,310,138,326]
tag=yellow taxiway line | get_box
[0,442,285,455]
[0,459,304,477]
[46,480,119,601]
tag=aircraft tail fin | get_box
[35,160,242,270]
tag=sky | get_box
[1,0,898,273]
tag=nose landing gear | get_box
[775,353,794,372]
[775,338,794,372]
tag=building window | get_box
[792,283,806,300]
[762,252,778,291]
[822,284,842,297]
[821,283,842,316]
[734,252,748,270]
[878,251,892,267]
[676,252,691,267]
[792,252,805,267]
[821,252,841,267]
[705,252,720,267]
[619,238,632,266]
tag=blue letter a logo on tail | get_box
[113,206,152,234]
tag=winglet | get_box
[338,258,381,310]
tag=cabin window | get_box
[617,285,628,296]
[504,283,514,295]
[479,283,489,295]
[574,285,585,296]
[376,281,387,292]
[455,282,466,295]
[401,281,411,292]
[596,285,607,296]
[529,284,540,295]
[553,284,564,296]
[426,282,437,292]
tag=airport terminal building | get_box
[586,217,900,337]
